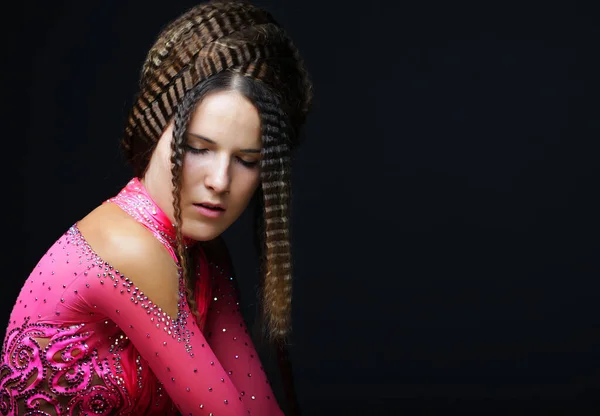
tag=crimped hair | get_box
[121,0,312,343]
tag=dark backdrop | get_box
[4,0,600,414]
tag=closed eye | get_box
[236,157,259,168]
[186,144,259,168]
[184,144,209,155]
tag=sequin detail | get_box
[108,177,193,252]
[68,228,195,361]
[1,176,283,415]
[0,317,127,415]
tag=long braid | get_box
[253,92,293,341]
[171,88,203,322]
[253,91,301,415]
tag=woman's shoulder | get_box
[76,202,180,314]
[78,203,174,265]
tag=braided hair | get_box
[121,0,312,344]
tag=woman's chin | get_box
[182,223,223,242]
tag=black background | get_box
[4,1,600,414]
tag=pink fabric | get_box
[0,178,283,415]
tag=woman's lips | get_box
[193,203,225,218]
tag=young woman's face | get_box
[143,90,262,241]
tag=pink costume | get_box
[0,178,283,415]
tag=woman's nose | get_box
[205,155,231,194]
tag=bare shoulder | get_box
[76,202,180,318]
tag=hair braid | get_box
[123,3,278,174]
[253,92,294,342]
[170,87,204,322]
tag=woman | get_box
[0,1,312,415]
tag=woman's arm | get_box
[76,217,261,415]
[201,238,285,415]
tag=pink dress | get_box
[0,178,283,415]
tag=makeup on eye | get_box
[184,144,209,155]
[236,158,259,168]
[187,132,261,153]
[184,143,261,168]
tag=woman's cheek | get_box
[183,155,206,178]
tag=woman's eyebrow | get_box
[188,132,261,153]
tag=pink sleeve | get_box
[78,265,258,415]
[203,260,285,416]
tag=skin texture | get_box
[142,90,263,242]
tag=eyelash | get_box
[184,145,259,168]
